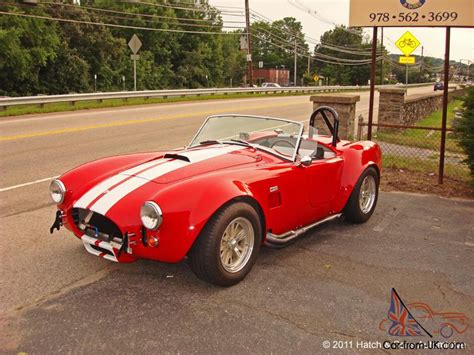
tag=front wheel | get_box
[344,167,379,223]
[189,202,262,286]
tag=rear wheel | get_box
[344,167,379,223]
[189,202,262,286]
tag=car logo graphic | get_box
[379,288,468,338]
[400,0,426,10]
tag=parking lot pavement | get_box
[1,191,473,354]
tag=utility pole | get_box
[380,27,384,85]
[244,0,253,87]
[307,55,310,76]
[294,38,297,86]
[420,45,424,74]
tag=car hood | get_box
[117,145,257,184]
[71,144,259,218]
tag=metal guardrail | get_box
[0,83,434,109]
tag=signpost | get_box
[128,34,142,91]
[349,0,473,184]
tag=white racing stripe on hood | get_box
[74,159,168,209]
[88,145,243,216]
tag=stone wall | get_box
[378,87,465,126]
[377,88,406,126]
[310,94,360,139]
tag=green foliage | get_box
[251,17,309,85]
[0,5,60,95]
[0,1,246,95]
[391,55,437,84]
[456,87,474,177]
[313,26,379,86]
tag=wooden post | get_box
[367,26,378,140]
[438,27,451,184]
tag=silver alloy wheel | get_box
[219,217,254,273]
[359,175,377,214]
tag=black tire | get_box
[188,202,262,287]
[344,166,379,224]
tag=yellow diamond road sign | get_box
[395,31,421,57]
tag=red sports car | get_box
[50,107,382,286]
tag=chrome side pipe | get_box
[264,213,342,247]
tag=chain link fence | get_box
[357,120,470,183]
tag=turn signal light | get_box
[147,235,160,248]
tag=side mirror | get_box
[300,156,312,167]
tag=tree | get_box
[220,33,246,87]
[456,87,474,181]
[313,26,375,86]
[0,5,60,96]
[0,0,246,94]
[252,17,309,84]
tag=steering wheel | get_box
[270,139,296,149]
[270,139,296,156]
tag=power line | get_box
[42,1,246,24]
[136,1,245,16]
[0,11,246,35]
[249,10,374,55]
[41,4,245,30]
[253,34,379,66]
[287,0,364,36]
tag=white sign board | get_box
[349,0,473,27]
[128,34,142,54]
[240,36,248,50]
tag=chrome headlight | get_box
[140,201,163,230]
[49,179,66,204]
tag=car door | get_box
[256,161,311,235]
[303,155,344,222]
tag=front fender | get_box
[143,176,257,263]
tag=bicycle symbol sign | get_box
[395,31,421,56]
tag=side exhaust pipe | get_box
[264,214,342,248]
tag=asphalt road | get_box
[1,193,473,353]
[3,85,472,353]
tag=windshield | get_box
[189,115,304,160]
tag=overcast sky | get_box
[209,0,473,62]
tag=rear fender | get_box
[332,141,382,212]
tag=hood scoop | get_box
[163,153,190,162]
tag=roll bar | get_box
[309,106,340,147]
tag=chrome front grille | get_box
[71,208,123,243]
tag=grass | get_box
[374,100,463,153]
[383,154,470,182]
[0,87,371,118]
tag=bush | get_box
[456,87,474,179]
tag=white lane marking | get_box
[0,176,59,192]
[90,146,243,215]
